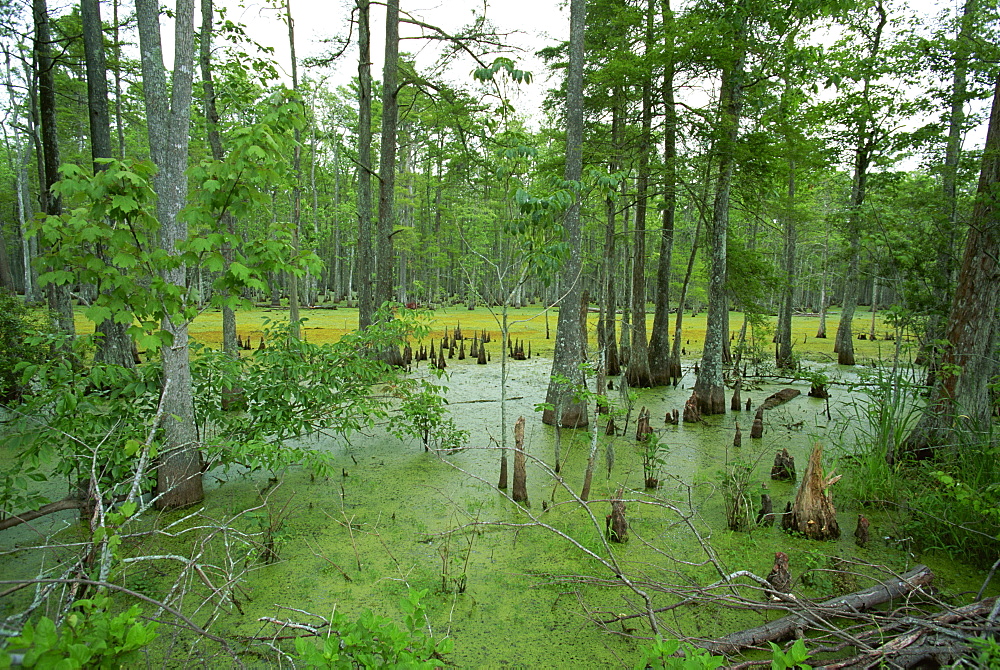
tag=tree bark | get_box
[83,0,135,369]
[356,0,374,329]
[136,0,203,509]
[625,0,655,389]
[902,71,1000,460]
[648,0,676,387]
[543,0,589,429]
[695,0,748,415]
[833,0,886,367]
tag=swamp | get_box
[2,304,998,668]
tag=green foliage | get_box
[0,293,49,405]
[903,422,1000,567]
[768,639,812,669]
[633,636,725,669]
[720,456,759,532]
[293,589,452,669]
[641,437,670,486]
[1,595,159,669]
[841,364,924,505]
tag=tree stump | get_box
[664,409,679,425]
[636,406,653,441]
[512,417,528,504]
[683,391,702,423]
[402,343,412,366]
[784,443,840,540]
[606,488,627,543]
[756,490,774,527]
[731,379,742,411]
[745,397,752,412]
[437,348,447,370]
[477,343,487,365]
[605,417,616,436]
[469,337,478,358]
[808,382,829,399]
[855,514,870,547]
[771,448,796,481]
[750,407,765,439]
[733,421,742,448]
[765,551,792,600]
[458,339,465,360]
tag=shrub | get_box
[0,292,48,405]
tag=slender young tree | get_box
[694,0,749,415]
[833,0,887,366]
[83,0,134,368]
[135,0,203,508]
[356,0,374,329]
[34,0,75,346]
[543,0,588,428]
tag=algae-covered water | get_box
[4,307,996,667]
[122,360,991,667]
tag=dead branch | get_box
[699,565,933,655]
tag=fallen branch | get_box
[817,596,999,669]
[0,497,88,532]
[700,565,934,655]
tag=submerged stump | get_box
[636,407,653,441]
[512,417,528,504]
[606,488,628,543]
[784,443,840,540]
[855,514,870,547]
[683,391,702,423]
[750,407,765,439]
[731,379,742,411]
[771,448,796,481]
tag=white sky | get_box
[221,0,569,120]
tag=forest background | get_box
[1,0,1000,665]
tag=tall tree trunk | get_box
[83,0,134,369]
[136,0,203,509]
[900,72,1000,461]
[625,2,654,389]
[34,0,76,347]
[356,0,374,329]
[695,0,748,415]
[923,0,976,385]
[286,0,302,338]
[200,0,244,409]
[542,0,588,429]
[833,0,886,367]
[376,0,399,310]
[776,160,796,369]
[648,0,676,386]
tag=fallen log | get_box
[701,565,934,655]
[816,595,998,669]
[760,388,801,410]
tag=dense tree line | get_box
[0,0,998,482]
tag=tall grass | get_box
[840,362,925,506]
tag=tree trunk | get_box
[542,0,588,429]
[34,0,75,347]
[82,0,135,369]
[356,0,374,329]
[648,0,676,386]
[833,0,886,367]
[625,0,655,389]
[286,0,302,339]
[136,0,203,509]
[901,71,1000,460]
[695,2,748,415]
